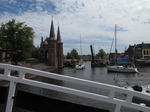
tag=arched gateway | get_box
[39,19,63,69]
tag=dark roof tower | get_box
[57,25,62,43]
[40,36,43,47]
[49,19,55,40]
[41,36,43,43]
[56,24,63,68]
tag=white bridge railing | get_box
[0,63,150,112]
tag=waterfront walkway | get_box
[22,61,55,72]
[0,61,55,86]
[1,60,55,72]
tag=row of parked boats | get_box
[64,56,138,72]
[69,25,147,72]
[75,60,138,73]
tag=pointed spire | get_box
[40,36,43,47]
[57,25,62,43]
[49,17,55,40]
[41,36,43,43]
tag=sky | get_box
[0,0,150,55]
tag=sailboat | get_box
[107,25,138,73]
[75,35,85,70]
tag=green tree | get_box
[66,52,72,59]
[70,48,80,59]
[0,19,34,64]
[31,47,39,59]
[97,49,107,59]
[66,49,80,59]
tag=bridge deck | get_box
[0,63,150,112]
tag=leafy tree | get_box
[31,47,39,59]
[66,52,72,59]
[70,48,79,59]
[0,19,34,64]
[97,49,107,59]
[66,49,80,59]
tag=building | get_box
[0,47,4,62]
[125,42,150,61]
[108,53,124,64]
[0,47,9,63]
[39,19,63,69]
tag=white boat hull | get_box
[75,64,85,70]
[125,85,150,94]
[107,66,138,73]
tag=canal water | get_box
[1,61,150,112]
[57,61,150,87]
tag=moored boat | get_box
[107,25,138,73]
[75,34,85,70]
[75,61,85,70]
[107,65,138,73]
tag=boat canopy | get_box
[116,58,129,62]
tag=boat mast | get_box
[80,34,82,56]
[115,24,117,65]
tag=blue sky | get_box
[0,0,150,55]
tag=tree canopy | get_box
[97,49,107,59]
[66,48,80,59]
[0,19,35,64]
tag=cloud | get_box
[0,0,150,54]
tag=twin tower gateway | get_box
[39,19,63,69]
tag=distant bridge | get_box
[0,63,150,112]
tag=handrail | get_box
[0,63,150,112]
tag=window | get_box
[143,50,150,55]
[143,50,146,55]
